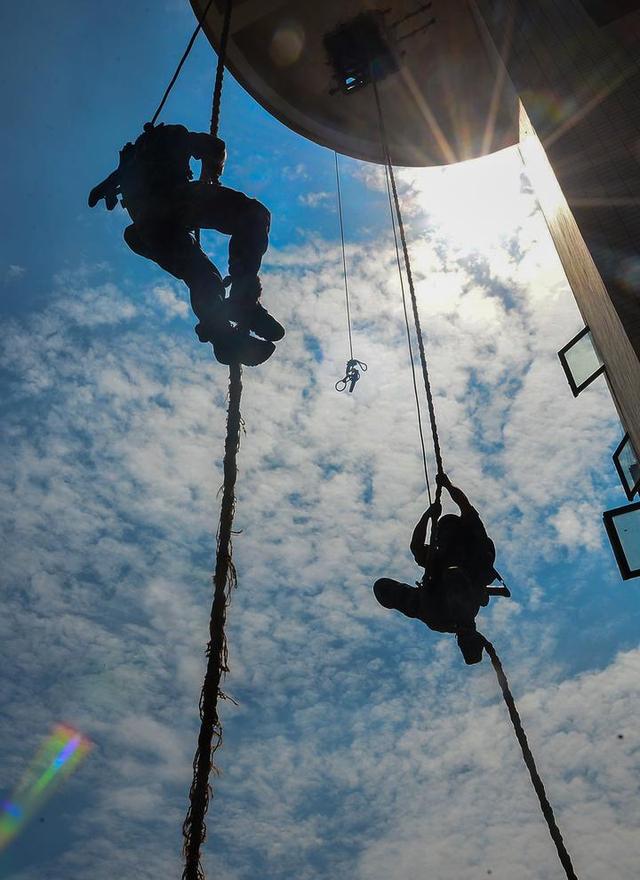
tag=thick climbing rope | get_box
[181,3,237,879]
[372,78,445,502]
[383,161,432,503]
[208,0,233,144]
[182,364,241,880]
[481,636,579,880]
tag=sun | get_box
[411,145,534,253]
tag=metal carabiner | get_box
[335,358,368,393]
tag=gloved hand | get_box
[88,177,119,210]
[436,472,452,491]
[201,137,226,183]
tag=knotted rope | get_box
[182,365,241,880]
[182,2,237,878]
[481,636,579,880]
[209,0,233,143]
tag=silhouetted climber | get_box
[373,473,510,664]
[88,122,285,366]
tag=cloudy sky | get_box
[2,2,640,879]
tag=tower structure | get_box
[192,0,640,546]
[471,0,640,463]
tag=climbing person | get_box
[88,122,285,366]
[373,472,510,664]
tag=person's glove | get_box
[435,472,452,490]
[199,137,226,183]
[88,178,119,210]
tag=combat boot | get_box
[212,329,276,367]
[225,275,285,342]
[456,627,484,665]
[192,283,229,344]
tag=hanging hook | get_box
[335,358,368,393]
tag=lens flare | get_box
[520,89,579,131]
[269,21,305,67]
[0,724,92,850]
[618,255,640,294]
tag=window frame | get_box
[613,433,640,501]
[557,326,605,397]
[603,500,640,580]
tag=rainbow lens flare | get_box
[0,723,92,850]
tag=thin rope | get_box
[182,364,242,880]
[481,636,580,880]
[183,3,237,878]
[372,78,445,501]
[383,162,432,504]
[334,152,354,361]
[150,0,217,126]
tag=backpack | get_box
[436,515,496,586]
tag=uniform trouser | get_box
[178,182,271,279]
[373,573,485,664]
[123,183,271,327]
[373,571,481,631]
[124,223,224,328]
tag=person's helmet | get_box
[435,513,462,554]
[437,513,461,532]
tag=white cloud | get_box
[282,163,309,181]
[150,283,190,319]
[298,191,333,208]
[0,147,633,880]
[5,264,26,282]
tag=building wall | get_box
[579,1,640,28]
[518,103,640,457]
[470,0,640,449]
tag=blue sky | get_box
[2,2,640,880]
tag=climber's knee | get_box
[373,578,420,619]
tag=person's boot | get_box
[193,279,275,366]
[456,628,484,665]
[193,282,229,344]
[212,330,276,367]
[225,275,285,342]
